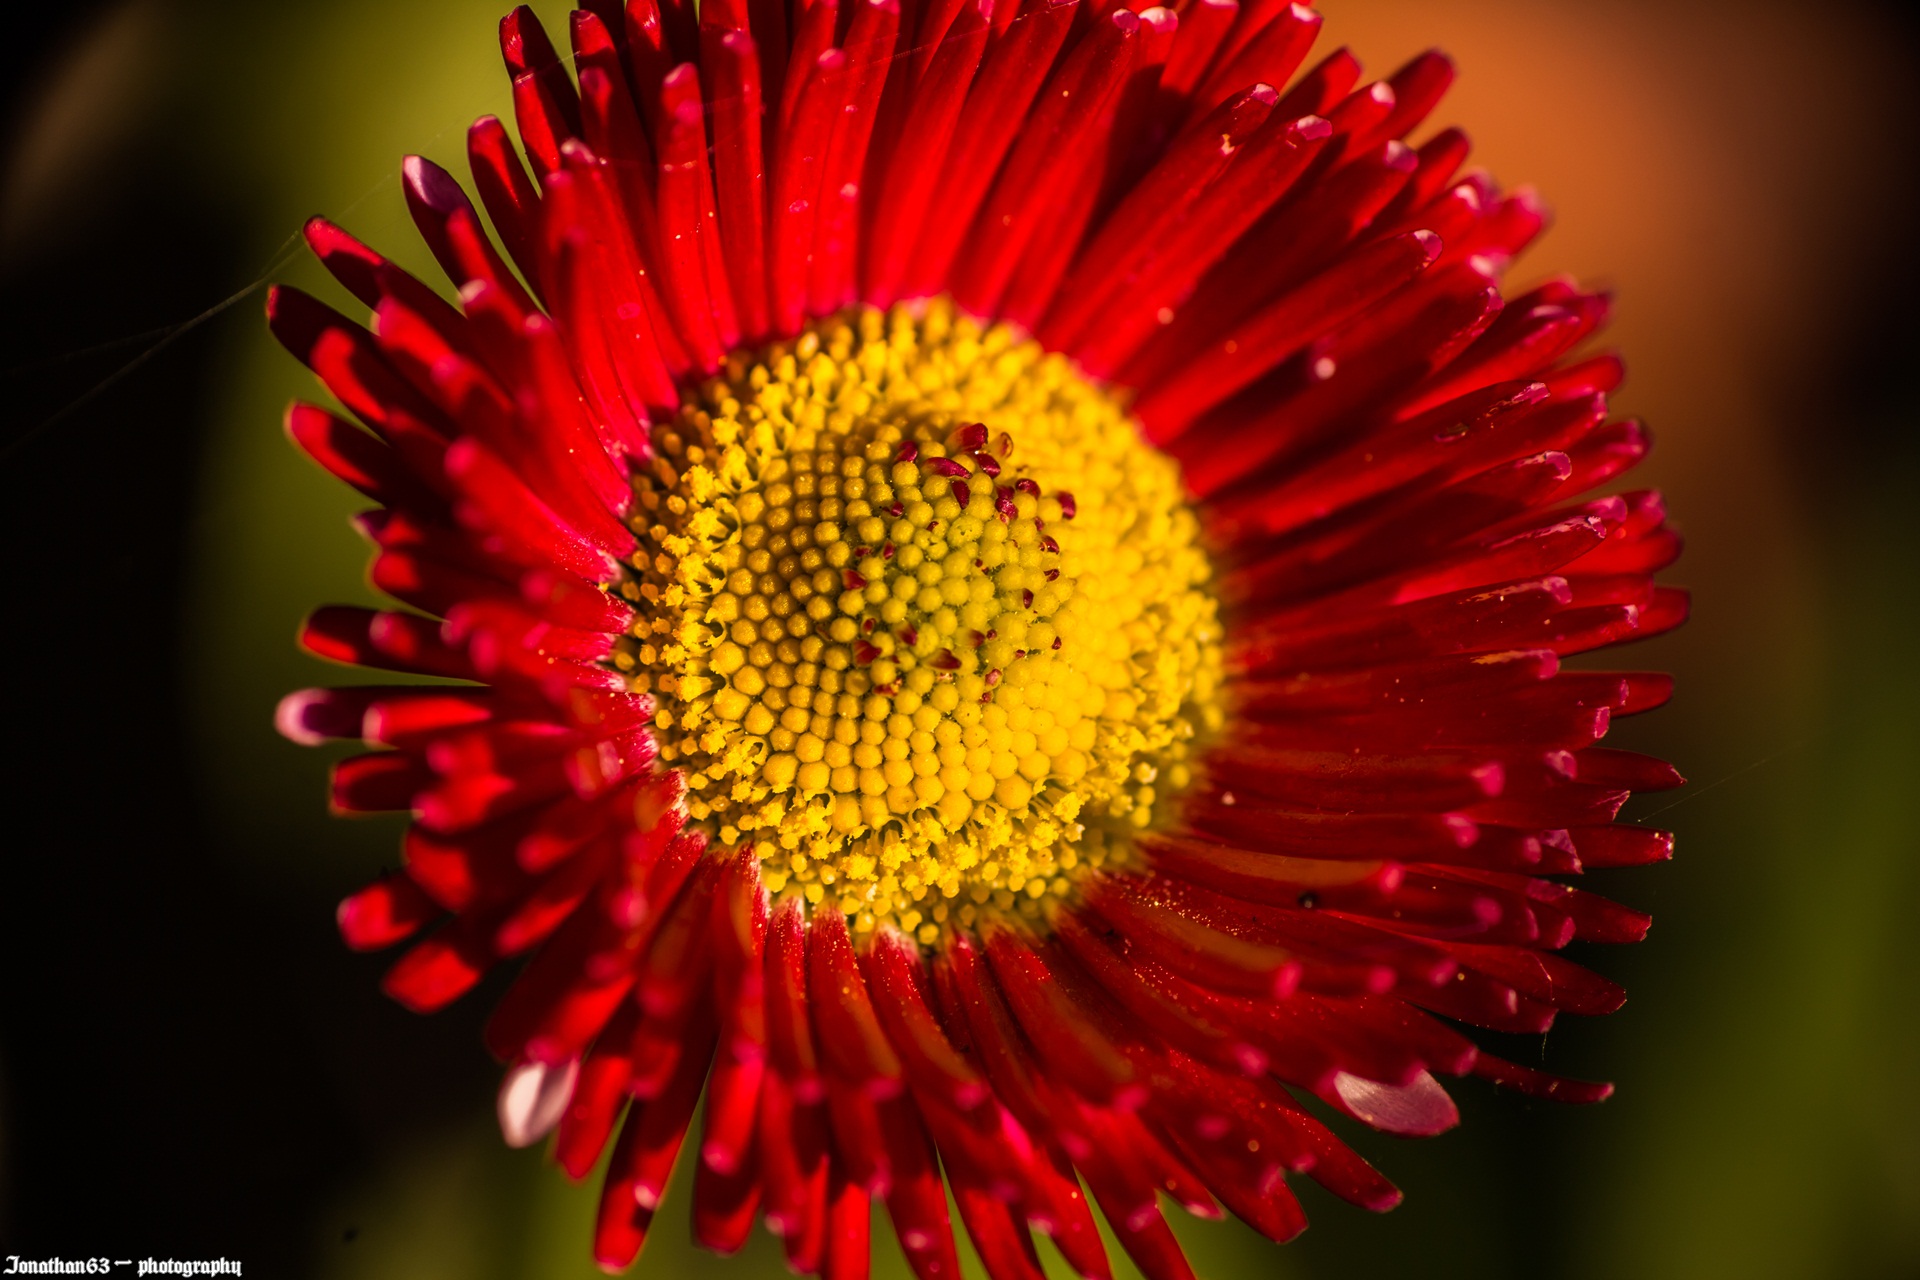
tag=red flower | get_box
[273,1,1684,1276]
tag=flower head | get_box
[274,1,1685,1275]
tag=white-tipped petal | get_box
[498,1057,580,1149]
[1333,1069,1460,1137]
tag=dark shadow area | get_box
[0,4,498,1269]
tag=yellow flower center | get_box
[615,301,1222,940]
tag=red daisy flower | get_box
[273,0,1685,1275]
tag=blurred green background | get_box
[3,1,1917,1276]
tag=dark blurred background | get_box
[3,1,1917,1276]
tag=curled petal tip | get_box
[1334,1070,1460,1137]
[274,689,332,746]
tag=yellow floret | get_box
[612,301,1222,936]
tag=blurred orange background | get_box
[3,1,1916,1276]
